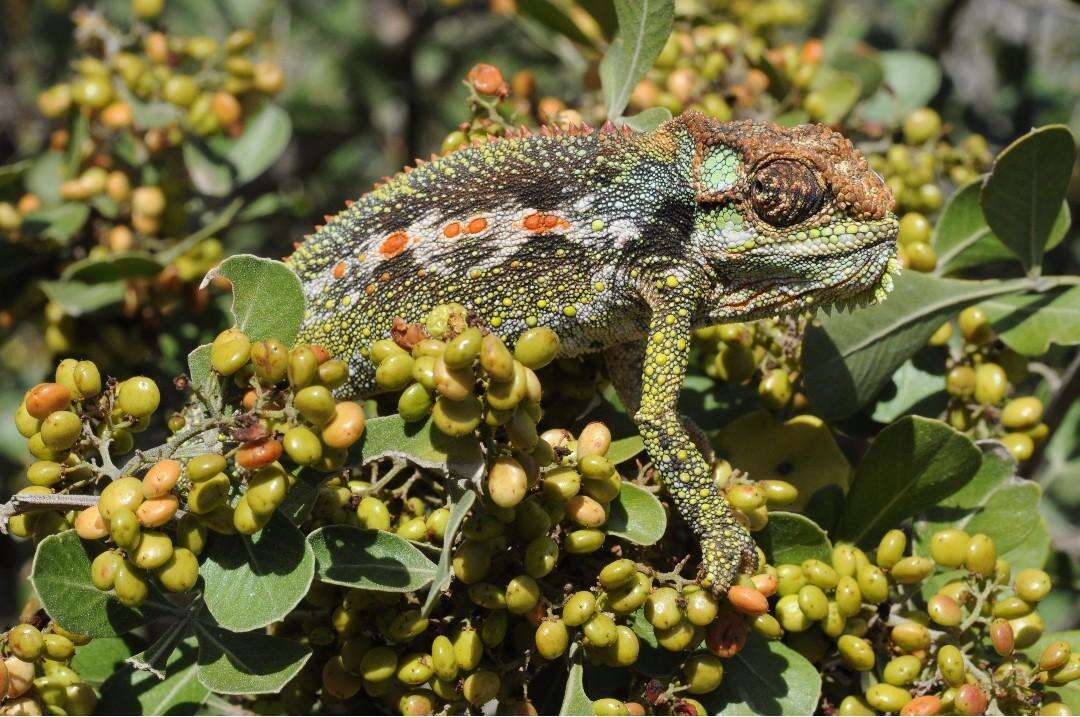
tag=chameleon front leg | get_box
[604,340,714,461]
[628,274,758,593]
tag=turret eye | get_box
[750,160,824,227]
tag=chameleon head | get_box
[678,111,900,322]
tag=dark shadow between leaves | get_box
[606,498,631,535]
[98,640,202,715]
[206,513,305,576]
[804,484,845,536]
[700,635,795,714]
[317,528,414,589]
[802,324,863,420]
[197,624,306,680]
[988,288,1058,334]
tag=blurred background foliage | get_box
[0,0,1077,631]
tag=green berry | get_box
[535,619,570,660]
[514,327,560,369]
[117,376,160,417]
[8,624,44,661]
[683,653,724,694]
[838,635,875,671]
[156,547,199,592]
[210,329,251,376]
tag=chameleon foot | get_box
[696,523,759,594]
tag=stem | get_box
[958,579,995,633]
[0,493,99,534]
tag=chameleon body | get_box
[290,110,898,591]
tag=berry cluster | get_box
[0,616,96,716]
[870,115,993,273]
[932,307,1048,463]
[693,319,802,412]
[10,361,158,541]
[370,303,559,441]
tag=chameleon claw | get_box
[698,526,759,595]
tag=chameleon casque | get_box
[289,109,899,592]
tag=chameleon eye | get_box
[750,160,824,228]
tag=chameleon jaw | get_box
[705,236,900,323]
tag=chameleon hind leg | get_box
[612,273,757,593]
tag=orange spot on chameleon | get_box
[332,262,347,279]
[443,222,462,238]
[521,212,570,233]
[467,217,488,234]
[380,231,409,258]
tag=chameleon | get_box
[288,109,899,592]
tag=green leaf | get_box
[774,110,810,127]
[981,125,1076,274]
[802,272,1034,420]
[194,623,311,695]
[605,481,666,545]
[186,242,281,400]
[836,417,981,548]
[204,254,305,344]
[756,512,832,565]
[516,0,597,47]
[599,0,674,120]
[617,106,672,133]
[827,48,883,99]
[182,139,234,197]
[99,638,210,715]
[558,654,594,716]
[89,194,120,219]
[699,634,822,715]
[38,279,125,316]
[307,525,438,592]
[1035,402,1080,518]
[979,286,1080,356]
[591,390,644,465]
[226,104,292,186]
[933,180,1003,274]
[933,182,1070,275]
[871,355,947,424]
[116,84,183,130]
[858,51,941,126]
[61,251,164,283]
[421,486,475,616]
[357,415,484,481]
[30,531,173,637]
[25,152,64,206]
[63,113,90,178]
[810,69,861,125]
[22,203,90,243]
[200,511,315,632]
[70,635,144,686]
[915,450,1050,572]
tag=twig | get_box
[0,493,99,535]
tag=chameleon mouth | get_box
[713,226,899,322]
